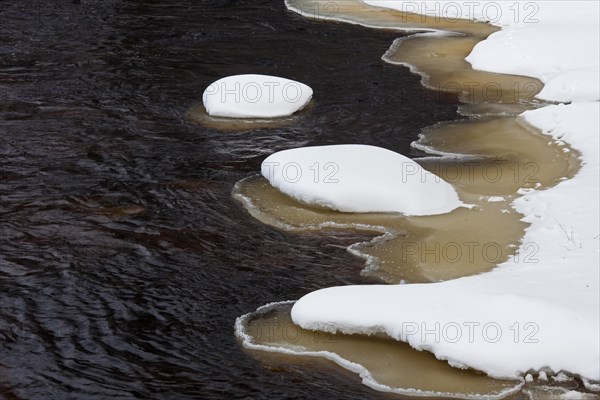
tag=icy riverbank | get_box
[291,0,600,382]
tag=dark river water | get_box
[1,1,462,398]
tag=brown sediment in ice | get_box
[285,0,493,35]
[382,33,543,109]
[289,0,543,111]
[232,118,580,395]
[233,0,584,397]
[236,302,524,399]
[234,116,579,283]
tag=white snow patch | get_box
[365,1,600,104]
[202,74,312,118]
[486,196,504,203]
[235,301,524,399]
[261,144,462,216]
[292,103,600,381]
[538,69,600,103]
[583,378,600,392]
[559,391,599,400]
[553,372,575,383]
[279,0,600,386]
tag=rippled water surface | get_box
[0,1,464,399]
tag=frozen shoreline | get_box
[235,301,525,399]
[289,0,600,382]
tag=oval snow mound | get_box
[261,144,462,216]
[202,74,313,118]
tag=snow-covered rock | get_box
[261,144,462,216]
[202,74,312,118]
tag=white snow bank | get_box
[292,102,600,380]
[202,74,312,118]
[365,1,596,27]
[466,22,599,103]
[560,391,599,400]
[537,69,600,103]
[276,0,599,383]
[261,144,462,216]
[365,1,600,103]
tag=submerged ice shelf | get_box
[234,0,600,396]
